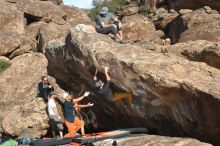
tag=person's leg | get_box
[113,92,133,104]
[50,118,57,138]
[57,122,64,138]
[64,120,76,138]
[73,117,82,132]
[43,92,48,103]
[80,120,85,135]
[59,131,63,138]
[115,33,123,41]
[117,21,123,40]
[53,116,64,138]
[118,30,123,40]
[111,25,123,41]
[96,26,115,35]
[96,26,123,41]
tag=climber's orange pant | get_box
[64,118,82,138]
[113,92,133,104]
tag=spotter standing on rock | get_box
[62,91,93,137]
[95,6,128,44]
[47,92,64,138]
[74,101,94,136]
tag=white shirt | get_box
[48,99,56,116]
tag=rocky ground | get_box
[0,0,220,146]
[94,134,212,146]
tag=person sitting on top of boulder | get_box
[62,91,94,138]
[37,76,54,102]
[95,6,128,44]
[47,92,64,138]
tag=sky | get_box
[63,0,93,9]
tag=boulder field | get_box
[0,0,220,145]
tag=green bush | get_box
[0,59,11,73]
[139,5,150,16]
[88,0,124,21]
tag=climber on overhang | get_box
[95,6,128,44]
[92,66,133,105]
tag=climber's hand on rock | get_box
[87,102,94,107]
[104,66,109,73]
[83,91,90,97]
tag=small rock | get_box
[52,16,66,25]
[169,7,220,43]
[167,0,220,12]
[0,56,10,61]
[116,6,140,16]
[156,7,168,15]
[179,9,193,15]
[74,24,96,33]
[170,9,177,13]
[122,14,156,41]
[204,6,212,14]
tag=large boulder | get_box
[0,33,36,58]
[38,22,71,53]
[24,6,93,53]
[137,30,166,46]
[0,53,63,138]
[158,12,178,32]
[18,1,66,24]
[165,40,220,69]
[62,6,93,26]
[122,14,156,41]
[169,7,220,43]
[46,24,220,145]
[0,1,25,34]
[25,22,47,39]
[116,5,140,16]
[167,0,220,12]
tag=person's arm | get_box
[110,13,119,23]
[73,92,90,102]
[52,107,59,116]
[93,69,98,87]
[48,82,53,89]
[37,83,44,97]
[75,102,94,108]
[101,23,115,28]
[42,83,50,89]
[104,67,110,81]
[38,82,43,90]
[114,18,119,22]
[93,68,98,81]
[52,106,61,119]
[73,95,84,102]
[98,67,111,93]
[99,14,116,28]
